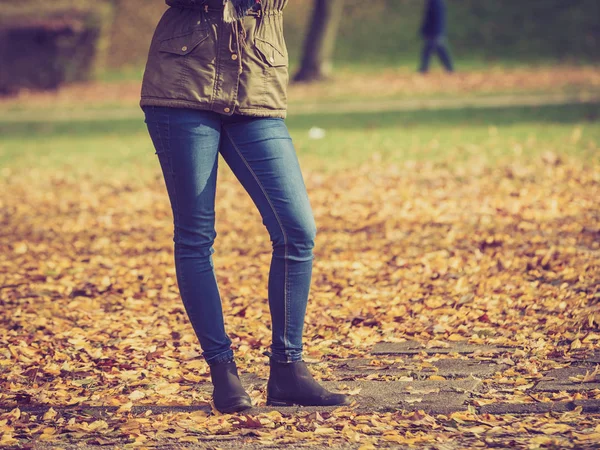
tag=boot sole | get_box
[266,397,295,407]
[216,401,253,414]
[266,397,351,407]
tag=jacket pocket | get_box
[252,11,288,68]
[254,37,287,67]
[246,21,288,110]
[159,28,210,55]
[142,24,214,103]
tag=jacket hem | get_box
[236,107,287,119]
[140,97,287,119]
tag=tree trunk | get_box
[293,0,344,83]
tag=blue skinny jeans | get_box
[142,106,316,366]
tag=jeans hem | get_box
[205,349,235,367]
[270,352,303,363]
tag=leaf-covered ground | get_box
[1,150,599,447]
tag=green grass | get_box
[0,103,598,178]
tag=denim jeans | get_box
[142,106,316,366]
[419,35,454,73]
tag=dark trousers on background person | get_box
[419,36,454,73]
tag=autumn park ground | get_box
[1,65,600,449]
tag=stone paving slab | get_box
[339,377,482,414]
[333,358,507,380]
[563,351,600,365]
[372,341,514,356]
[480,400,600,415]
[334,358,411,377]
[534,367,600,392]
[431,359,508,378]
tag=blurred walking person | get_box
[419,0,454,73]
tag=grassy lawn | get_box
[1,103,598,178]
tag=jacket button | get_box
[231,54,238,60]
[224,107,231,113]
[181,46,188,52]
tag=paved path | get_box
[3,341,599,449]
[1,92,598,124]
[3,341,599,418]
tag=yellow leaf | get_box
[459,425,489,434]
[570,339,582,350]
[13,243,28,254]
[43,408,58,421]
[154,382,180,396]
[116,402,133,414]
[0,432,18,446]
[128,390,146,401]
[290,430,313,439]
[382,433,408,443]
[314,427,336,435]
[43,363,61,375]
[583,333,600,343]
[574,432,600,442]
[530,436,553,445]
[514,377,528,386]
[540,424,571,435]
[582,366,600,382]
[265,411,283,420]
[429,375,446,381]
[38,433,58,442]
[189,410,209,421]
[88,420,109,432]
[447,333,467,342]
[450,412,478,423]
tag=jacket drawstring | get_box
[228,19,246,74]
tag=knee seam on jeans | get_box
[223,130,290,350]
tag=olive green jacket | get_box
[140,0,289,118]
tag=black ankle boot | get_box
[209,360,252,413]
[266,355,351,407]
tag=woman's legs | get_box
[144,107,315,364]
[143,107,347,407]
[219,116,316,363]
[143,106,234,366]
